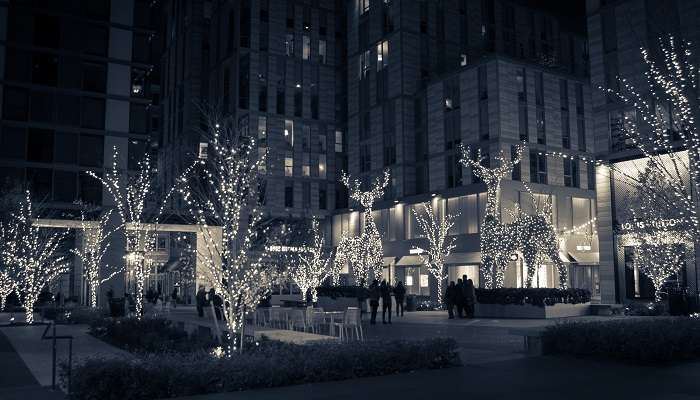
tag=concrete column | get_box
[596,165,618,303]
[196,227,222,290]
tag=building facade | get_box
[333,0,599,300]
[0,0,162,303]
[587,0,700,303]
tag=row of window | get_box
[283,181,328,210]
[0,165,102,204]
[2,86,150,133]
[0,126,148,170]
[333,193,595,244]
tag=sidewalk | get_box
[0,329,65,400]
[0,315,131,387]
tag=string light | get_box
[334,170,390,286]
[412,202,458,297]
[87,148,197,318]
[289,218,332,302]
[0,258,17,313]
[0,191,69,323]
[70,209,123,308]
[459,145,568,289]
[180,115,274,356]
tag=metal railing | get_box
[1,318,73,393]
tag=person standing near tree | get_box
[445,281,456,319]
[394,281,406,317]
[464,278,476,318]
[380,279,392,324]
[455,278,465,318]
[196,285,206,318]
[368,279,380,325]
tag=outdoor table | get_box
[320,311,345,336]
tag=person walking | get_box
[368,279,380,325]
[455,278,465,318]
[464,278,476,318]
[209,288,223,320]
[394,281,406,317]
[445,281,457,319]
[171,288,178,308]
[196,285,206,317]
[380,279,392,324]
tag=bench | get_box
[508,327,546,355]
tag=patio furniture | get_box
[305,306,325,333]
[288,309,307,331]
[332,307,363,342]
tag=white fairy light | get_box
[180,113,274,356]
[87,148,196,318]
[334,170,390,286]
[459,145,568,289]
[412,202,458,297]
[289,218,332,302]
[0,191,69,323]
[70,209,123,308]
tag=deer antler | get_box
[340,170,391,208]
[459,144,489,181]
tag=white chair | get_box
[288,309,306,331]
[333,307,363,342]
[305,307,324,333]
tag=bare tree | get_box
[289,218,332,302]
[70,209,123,308]
[0,191,69,323]
[412,202,458,298]
[181,114,274,355]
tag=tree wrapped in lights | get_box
[181,115,274,355]
[0,191,69,323]
[0,264,16,312]
[290,218,332,302]
[604,35,700,239]
[412,202,458,298]
[335,170,390,286]
[70,209,123,308]
[620,163,692,302]
[87,149,193,318]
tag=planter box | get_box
[317,296,364,312]
[475,302,590,319]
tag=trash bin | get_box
[109,298,125,317]
[668,290,689,316]
[406,295,416,312]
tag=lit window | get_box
[319,154,327,178]
[319,40,327,64]
[335,130,344,152]
[376,40,389,71]
[284,119,294,147]
[257,116,267,143]
[302,35,310,60]
[360,0,370,15]
[285,153,293,176]
[302,153,310,176]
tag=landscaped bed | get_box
[474,288,592,318]
[65,338,461,399]
[541,317,700,363]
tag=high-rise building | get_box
[331,0,598,299]
[0,0,163,302]
[587,0,700,304]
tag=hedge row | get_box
[475,288,591,307]
[542,317,700,363]
[65,338,461,399]
[89,317,217,353]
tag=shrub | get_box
[316,285,370,300]
[65,338,460,399]
[542,317,700,363]
[89,317,217,353]
[623,301,668,316]
[475,287,591,307]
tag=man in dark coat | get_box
[368,280,380,325]
[196,285,206,317]
[444,281,457,319]
[380,279,392,324]
[464,277,476,318]
[394,281,406,317]
[455,278,465,318]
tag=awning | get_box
[383,256,398,265]
[559,252,577,263]
[396,255,423,266]
[444,252,481,264]
[569,251,600,265]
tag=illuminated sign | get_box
[619,218,684,232]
